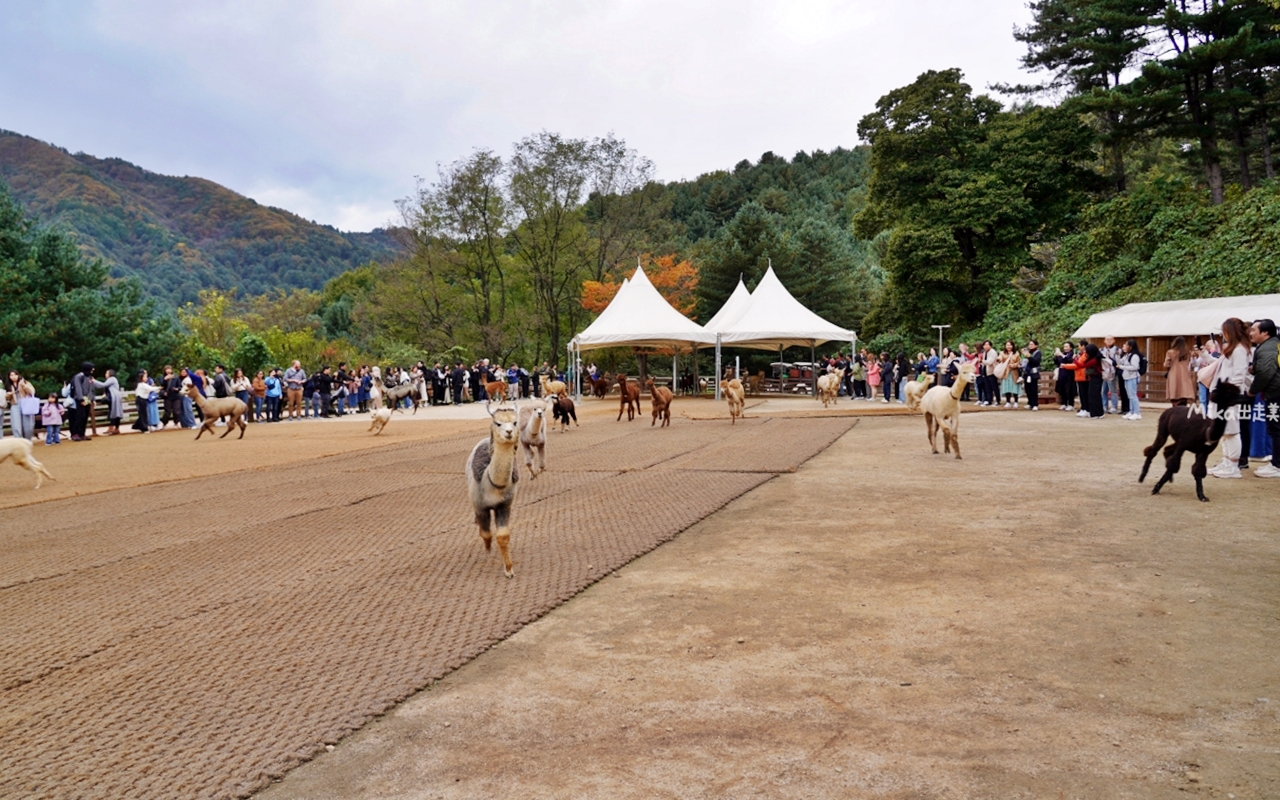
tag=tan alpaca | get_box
[720,378,745,424]
[186,386,247,440]
[920,362,976,459]
[0,438,56,489]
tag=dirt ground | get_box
[2,396,1276,799]
[258,404,1279,800]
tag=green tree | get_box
[0,182,178,392]
[855,70,1099,336]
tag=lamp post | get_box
[931,324,950,353]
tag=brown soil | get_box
[259,406,1280,800]
[2,398,1276,799]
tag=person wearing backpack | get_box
[1116,340,1143,420]
[1247,318,1280,478]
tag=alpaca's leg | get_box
[494,504,514,578]
[536,443,545,475]
[237,417,247,438]
[1140,417,1172,483]
[1152,445,1185,495]
[1191,450,1211,502]
[950,420,961,459]
[475,509,493,550]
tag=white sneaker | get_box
[1031,407,1039,412]
[1254,464,1280,478]
[1131,414,1141,420]
[1004,402,1012,408]
[1076,410,1088,417]
[1212,465,1242,479]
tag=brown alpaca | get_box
[645,378,674,428]
[1139,381,1240,502]
[616,374,640,421]
[587,374,611,398]
[747,371,764,395]
[186,386,247,440]
[485,380,507,402]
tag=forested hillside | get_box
[0,130,400,305]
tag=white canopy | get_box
[703,278,753,332]
[1072,294,1280,338]
[712,266,856,350]
[571,266,714,352]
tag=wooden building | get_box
[1072,294,1280,402]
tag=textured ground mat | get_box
[0,416,854,799]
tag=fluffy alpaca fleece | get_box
[0,438,56,489]
[368,407,393,435]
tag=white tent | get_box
[570,266,713,352]
[703,266,856,397]
[1073,294,1280,338]
[703,277,753,333]
[715,266,856,349]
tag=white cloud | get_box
[4,0,1034,229]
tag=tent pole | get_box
[811,340,816,397]
[714,335,722,401]
[673,351,678,394]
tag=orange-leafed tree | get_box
[581,254,699,319]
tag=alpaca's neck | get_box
[950,376,971,400]
[528,416,543,439]
[487,434,517,488]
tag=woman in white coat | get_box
[1208,318,1253,479]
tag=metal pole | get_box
[735,356,740,381]
[673,351,678,393]
[810,340,816,397]
[714,335,722,400]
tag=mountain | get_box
[0,130,401,306]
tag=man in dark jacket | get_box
[212,365,230,398]
[69,362,95,441]
[161,365,183,427]
[450,362,467,404]
[1248,319,1280,478]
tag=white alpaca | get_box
[920,362,977,459]
[518,401,549,478]
[368,406,393,435]
[816,368,845,407]
[0,438,55,489]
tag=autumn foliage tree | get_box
[580,254,699,318]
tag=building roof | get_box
[1072,294,1280,338]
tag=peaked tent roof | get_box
[571,266,714,352]
[703,278,753,333]
[713,266,856,349]
[1072,294,1280,338]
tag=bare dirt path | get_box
[258,409,1280,800]
[0,399,852,799]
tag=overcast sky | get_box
[2,0,1035,232]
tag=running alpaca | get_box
[539,374,568,399]
[551,395,578,432]
[616,374,640,421]
[920,361,976,458]
[645,378,674,427]
[904,375,930,412]
[721,378,745,424]
[816,368,845,407]
[1139,381,1240,502]
[485,380,507,403]
[383,382,422,413]
[186,385,247,440]
[586,374,611,398]
[368,406,393,435]
[518,402,548,478]
[369,371,384,410]
[0,438,56,489]
[466,403,521,577]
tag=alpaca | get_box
[383,382,422,414]
[1139,382,1241,502]
[485,380,507,403]
[466,403,521,577]
[904,375,931,412]
[369,375,385,410]
[587,374,612,398]
[816,368,845,408]
[616,374,640,421]
[920,362,976,458]
[551,395,578,432]
[645,378,674,428]
[539,374,568,399]
[747,371,764,395]
[186,386,247,440]
[518,402,548,478]
[721,378,745,424]
[0,438,55,489]
[368,406,393,435]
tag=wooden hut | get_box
[1072,294,1280,402]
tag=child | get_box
[42,394,63,444]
